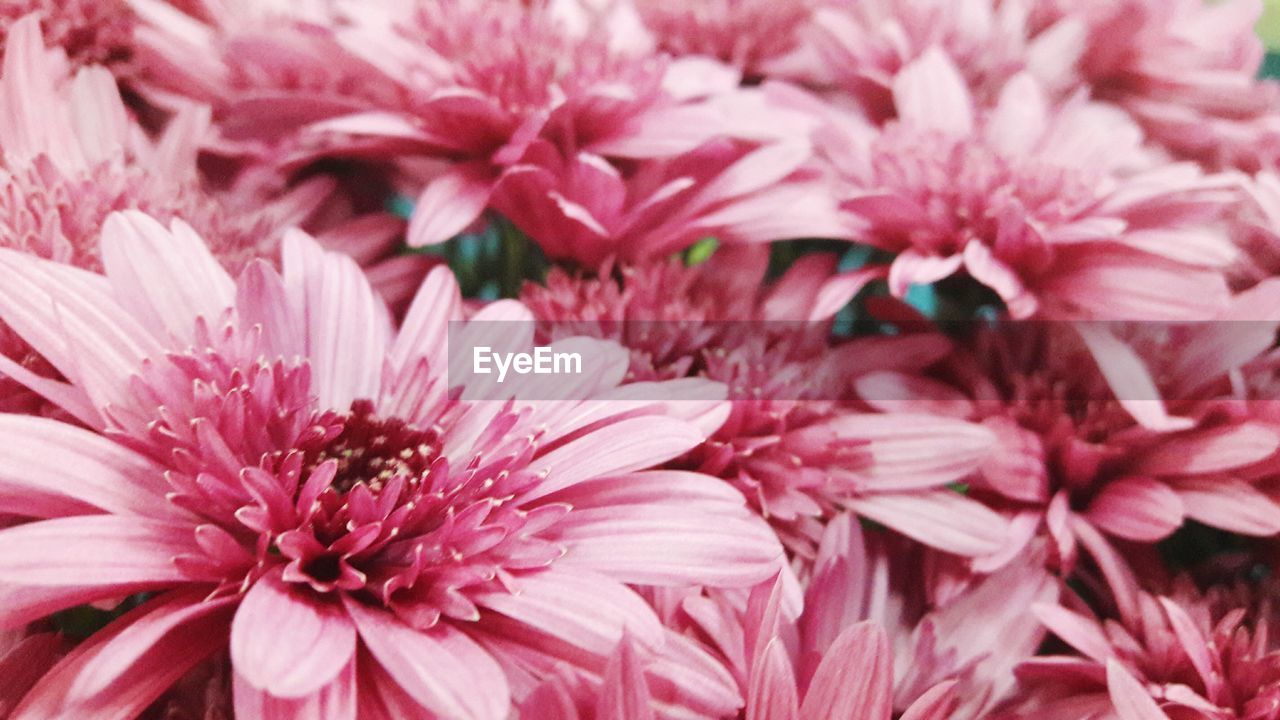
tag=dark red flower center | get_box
[304,400,440,495]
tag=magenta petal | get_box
[230,572,356,698]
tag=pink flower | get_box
[830,48,1239,320]
[0,211,783,718]
[861,296,1280,608]
[522,249,1009,559]
[491,137,847,266]
[130,0,745,246]
[625,0,821,81]
[1038,0,1280,172]
[796,515,1058,718]
[801,0,1083,115]
[1004,570,1280,720]
[0,13,430,411]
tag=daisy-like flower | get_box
[522,248,1008,559]
[1005,568,1280,720]
[649,513,1057,719]
[860,296,1280,615]
[0,211,783,718]
[0,13,428,411]
[624,0,821,81]
[831,48,1240,320]
[129,0,745,249]
[1036,0,1280,172]
[802,0,1084,117]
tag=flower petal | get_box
[231,572,356,698]
[344,600,509,720]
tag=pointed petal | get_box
[1083,476,1184,542]
[1107,661,1170,720]
[799,622,892,720]
[849,490,1008,556]
[595,632,655,720]
[282,231,389,412]
[100,211,235,343]
[892,48,974,136]
[407,163,495,246]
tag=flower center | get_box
[304,400,440,495]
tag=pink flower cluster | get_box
[1,1,1280,718]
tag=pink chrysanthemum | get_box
[0,14,429,412]
[861,302,1280,605]
[625,0,820,80]
[829,49,1240,320]
[1004,568,1280,720]
[0,211,783,718]
[801,0,1083,117]
[522,249,1008,559]
[649,514,1057,719]
[129,0,747,249]
[1036,0,1280,172]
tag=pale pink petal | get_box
[554,503,782,587]
[0,516,192,587]
[231,572,356,698]
[746,640,800,720]
[407,163,496,246]
[233,661,357,720]
[588,104,723,158]
[1170,476,1280,536]
[1083,476,1184,542]
[1074,323,1194,432]
[344,599,509,720]
[0,249,162,410]
[474,568,665,656]
[1106,661,1170,720]
[595,632,655,720]
[891,47,974,136]
[849,490,1008,556]
[888,251,964,296]
[1033,604,1113,664]
[0,414,169,519]
[523,417,705,502]
[799,622,892,720]
[12,592,235,720]
[898,681,959,720]
[282,231,389,412]
[1133,424,1280,476]
[100,212,236,344]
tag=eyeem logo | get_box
[473,346,583,383]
